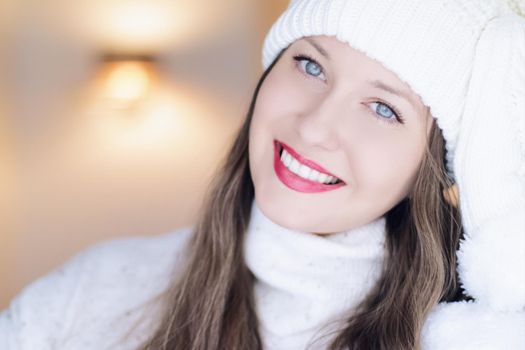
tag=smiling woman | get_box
[1,1,524,350]
[249,36,433,233]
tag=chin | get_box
[255,196,324,233]
[256,196,299,227]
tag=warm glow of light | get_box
[87,2,187,53]
[93,87,193,151]
[104,61,152,107]
[52,0,245,53]
[74,69,237,157]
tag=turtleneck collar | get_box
[244,200,387,350]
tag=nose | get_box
[297,95,341,151]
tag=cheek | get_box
[248,89,276,170]
[353,133,424,198]
[249,72,304,159]
[249,76,289,179]
[252,71,303,125]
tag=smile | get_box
[273,140,346,193]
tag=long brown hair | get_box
[140,50,466,350]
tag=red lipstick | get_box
[273,140,346,193]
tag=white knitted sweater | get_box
[0,202,524,349]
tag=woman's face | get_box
[249,35,432,234]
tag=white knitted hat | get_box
[262,0,525,312]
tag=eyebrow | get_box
[368,80,417,109]
[305,38,331,60]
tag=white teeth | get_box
[308,169,320,181]
[280,148,340,185]
[284,153,292,167]
[289,158,300,174]
[298,164,311,178]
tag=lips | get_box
[273,140,346,193]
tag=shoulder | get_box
[422,301,525,350]
[0,226,195,350]
[79,226,194,284]
[53,225,195,308]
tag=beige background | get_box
[0,0,287,309]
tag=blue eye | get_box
[369,102,404,124]
[293,55,326,81]
[375,102,394,118]
[304,61,322,76]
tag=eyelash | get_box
[292,54,405,125]
[369,100,406,125]
[293,54,326,81]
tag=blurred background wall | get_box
[0,0,287,309]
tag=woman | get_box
[1,0,524,349]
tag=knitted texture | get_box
[245,201,386,349]
[454,14,525,311]
[262,0,525,312]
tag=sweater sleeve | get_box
[0,247,92,350]
[422,301,525,350]
[0,227,194,350]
